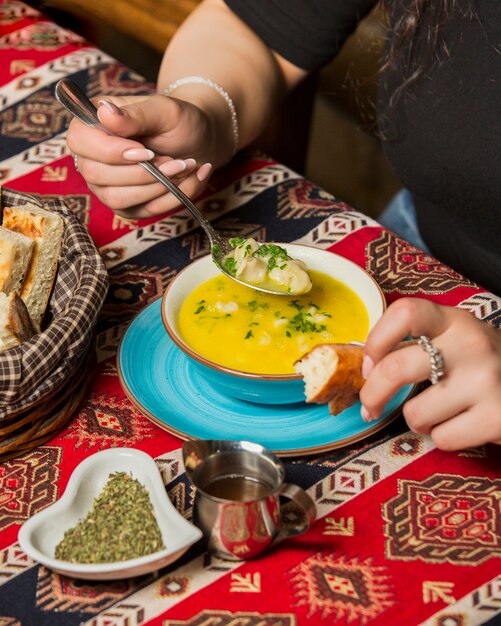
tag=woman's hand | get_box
[360,297,501,450]
[66,93,221,219]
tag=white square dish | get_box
[18,447,202,580]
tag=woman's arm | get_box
[158,0,308,163]
[65,0,307,218]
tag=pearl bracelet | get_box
[164,75,239,157]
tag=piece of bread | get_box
[0,291,37,351]
[0,226,34,295]
[294,343,365,415]
[2,203,64,327]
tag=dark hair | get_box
[380,0,475,108]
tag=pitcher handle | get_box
[275,483,316,542]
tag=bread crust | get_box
[7,292,37,343]
[2,203,64,327]
[0,292,37,350]
[0,226,34,294]
[294,343,365,415]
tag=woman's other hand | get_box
[360,298,501,450]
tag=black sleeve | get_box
[224,0,379,71]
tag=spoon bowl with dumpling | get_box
[162,244,385,404]
[219,238,312,295]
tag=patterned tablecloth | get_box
[0,2,500,625]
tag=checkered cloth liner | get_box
[0,188,109,419]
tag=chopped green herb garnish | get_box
[253,243,289,259]
[223,257,238,276]
[212,244,222,257]
[245,330,253,339]
[247,300,268,311]
[252,243,290,272]
[288,312,326,334]
[229,237,247,248]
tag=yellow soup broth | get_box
[178,270,369,375]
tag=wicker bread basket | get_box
[0,188,109,461]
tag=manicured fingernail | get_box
[361,406,373,422]
[98,99,124,115]
[123,148,155,162]
[197,162,212,182]
[362,355,374,379]
[159,159,187,176]
[184,158,197,170]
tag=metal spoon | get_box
[54,78,289,296]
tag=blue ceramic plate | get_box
[118,299,413,457]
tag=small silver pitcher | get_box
[182,439,316,560]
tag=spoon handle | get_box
[55,79,218,246]
[138,160,213,238]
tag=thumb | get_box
[96,94,179,139]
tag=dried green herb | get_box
[55,471,165,564]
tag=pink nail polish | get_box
[184,158,197,170]
[98,99,123,115]
[123,148,155,162]
[197,162,212,182]
[360,406,373,422]
[159,159,187,176]
[362,355,374,379]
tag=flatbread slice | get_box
[294,343,365,415]
[3,203,64,327]
[0,226,34,295]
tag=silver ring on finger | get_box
[417,335,445,385]
[73,153,79,172]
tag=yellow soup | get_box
[178,270,369,375]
